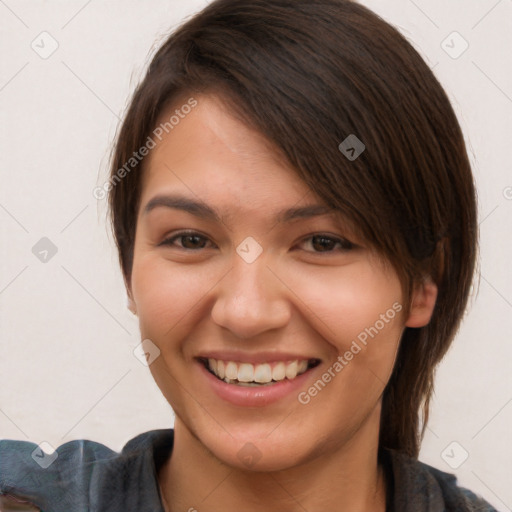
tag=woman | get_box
[0,0,499,510]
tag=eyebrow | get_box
[143,193,334,224]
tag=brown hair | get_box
[107,0,477,458]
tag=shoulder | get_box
[384,448,499,512]
[0,436,113,511]
[420,461,499,512]
[0,429,173,512]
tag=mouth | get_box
[198,357,321,387]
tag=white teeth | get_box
[285,360,298,379]
[254,363,272,383]
[238,363,254,382]
[272,362,286,381]
[237,381,273,387]
[225,362,238,380]
[216,360,225,379]
[206,358,312,384]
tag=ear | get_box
[405,277,438,328]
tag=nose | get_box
[210,248,291,339]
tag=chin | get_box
[196,426,315,473]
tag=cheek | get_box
[131,254,216,339]
[279,260,404,345]
[277,261,405,394]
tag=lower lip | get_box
[196,360,318,407]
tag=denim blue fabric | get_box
[0,428,499,512]
[0,429,171,512]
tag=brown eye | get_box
[299,234,354,253]
[159,231,211,250]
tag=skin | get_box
[127,94,438,512]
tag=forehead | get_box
[139,94,319,216]
[133,95,380,258]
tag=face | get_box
[128,94,433,471]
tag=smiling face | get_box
[127,94,435,472]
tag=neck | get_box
[159,410,387,512]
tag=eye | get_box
[158,231,354,253]
[297,234,354,253]
[158,230,213,250]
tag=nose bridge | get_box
[211,242,290,338]
[231,250,269,302]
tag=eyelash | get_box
[158,230,354,254]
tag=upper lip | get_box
[196,350,320,365]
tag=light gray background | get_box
[0,1,511,510]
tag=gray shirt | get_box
[0,429,499,511]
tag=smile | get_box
[200,357,321,386]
